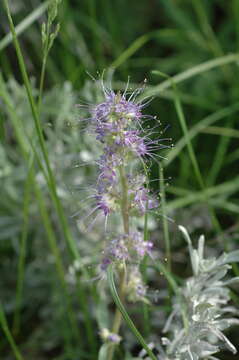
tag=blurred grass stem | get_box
[13,160,33,335]
[3,0,80,263]
[159,163,171,270]
[3,1,97,351]
[0,304,24,360]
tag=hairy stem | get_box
[119,165,130,234]
[107,164,129,360]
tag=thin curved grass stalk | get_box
[3,0,80,262]
[156,71,235,261]
[148,53,239,97]
[159,163,171,271]
[13,159,33,335]
[2,2,97,350]
[107,265,158,360]
[0,303,24,360]
[165,102,239,166]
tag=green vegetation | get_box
[0,1,238,359]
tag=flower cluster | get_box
[80,83,161,305]
[90,89,160,220]
[100,231,152,302]
[127,266,148,303]
[100,232,153,271]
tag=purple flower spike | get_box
[82,81,164,222]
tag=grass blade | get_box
[0,303,24,360]
[3,0,80,261]
[159,163,171,270]
[165,103,239,166]
[107,265,158,360]
[0,1,49,51]
[166,175,239,211]
[173,85,204,189]
[148,53,239,96]
[13,159,33,335]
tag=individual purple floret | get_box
[131,232,153,257]
[124,130,148,156]
[128,176,159,216]
[108,333,122,343]
[95,193,115,216]
[100,328,122,344]
[100,257,112,271]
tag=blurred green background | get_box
[0,0,239,359]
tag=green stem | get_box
[38,55,47,111]
[13,160,33,335]
[0,17,96,348]
[0,304,24,360]
[3,0,80,261]
[107,266,127,360]
[141,210,150,336]
[38,9,51,111]
[107,266,157,360]
[107,165,129,360]
[119,165,130,234]
[34,181,80,341]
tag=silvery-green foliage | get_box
[161,226,239,360]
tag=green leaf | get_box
[98,343,111,360]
